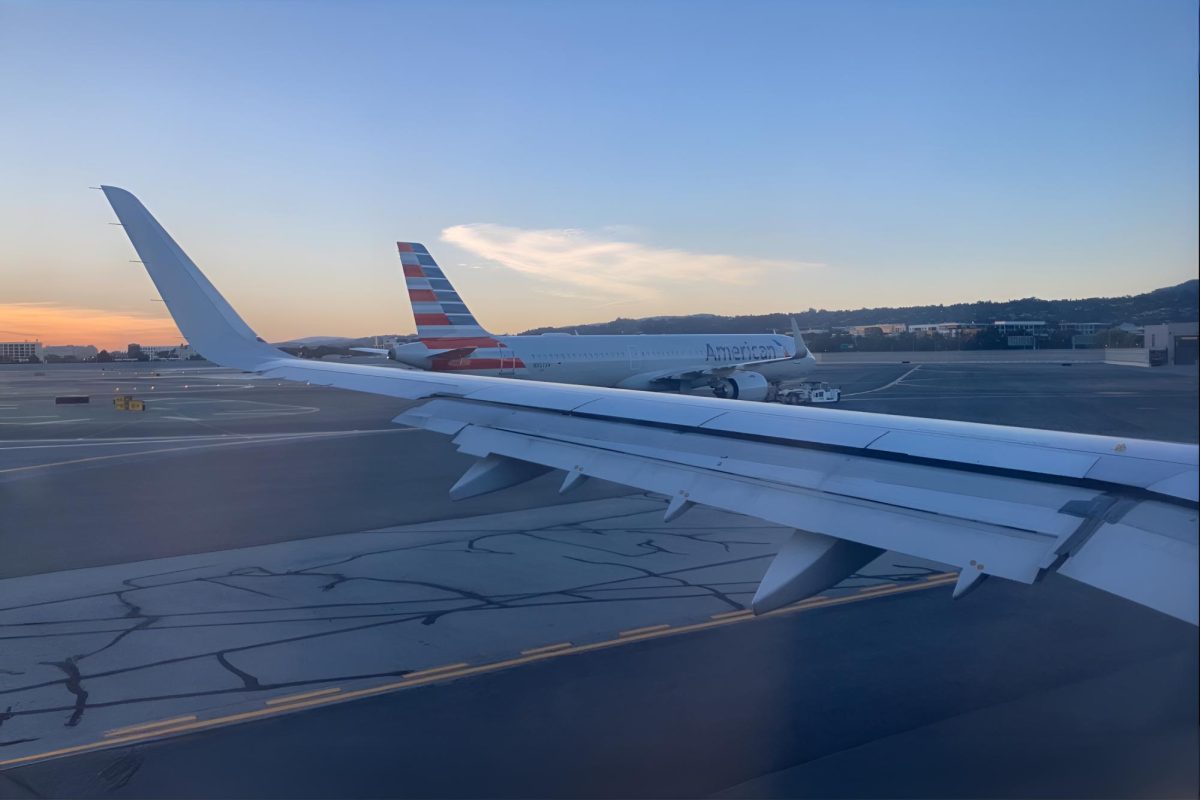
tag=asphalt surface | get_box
[0,364,631,578]
[3,570,1194,799]
[1,360,1197,797]
[1,498,862,762]
[823,361,1199,442]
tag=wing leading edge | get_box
[101,186,1199,625]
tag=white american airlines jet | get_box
[100,186,1198,625]
[353,242,815,401]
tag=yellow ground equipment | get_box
[113,395,146,412]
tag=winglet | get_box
[100,187,290,371]
[790,317,809,358]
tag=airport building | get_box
[993,320,1048,337]
[846,323,907,336]
[993,320,1048,349]
[43,344,98,360]
[908,322,974,337]
[1144,322,1199,366]
[1058,322,1111,336]
[129,342,197,360]
[0,341,43,362]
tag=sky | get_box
[0,0,1196,349]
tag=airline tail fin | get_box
[397,243,494,344]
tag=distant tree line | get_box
[522,279,1198,341]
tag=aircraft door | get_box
[627,345,644,371]
[498,345,518,376]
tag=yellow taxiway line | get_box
[619,623,671,637]
[520,642,573,656]
[401,663,470,680]
[0,572,957,769]
[103,715,197,738]
[264,687,341,706]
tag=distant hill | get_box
[522,280,1199,336]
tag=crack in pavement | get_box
[0,506,810,743]
[39,657,88,727]
[215,652,261,690]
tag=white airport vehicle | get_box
[774,381,841,405]
[101,186,1199,625]
[351,242,817,400]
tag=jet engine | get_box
[711,370,771,401]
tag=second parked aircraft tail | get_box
[398,242,496,345]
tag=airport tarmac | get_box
[0,498,949,765]
[1,360,1197,797]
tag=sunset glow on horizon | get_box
[0,302,182,352]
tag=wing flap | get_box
[572,395,729,427]
[700,410,890,449]
[1057,502,1199,624]
[447,418,1057,584]
[867,430,1102,478]
[1145,471,1200,503]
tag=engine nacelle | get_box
[712,370,771,401]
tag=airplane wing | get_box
[101,186,1199,625]
[350,347,390,356]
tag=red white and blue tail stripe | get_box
[398,242,497,347]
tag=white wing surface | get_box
[101,186,1200,625]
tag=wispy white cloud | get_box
[440,224,822,301]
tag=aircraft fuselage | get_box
[409,333,816,390]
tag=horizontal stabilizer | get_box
[389,342,479,369]
[429,347,478,361]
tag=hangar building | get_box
[1144,322,1199,366]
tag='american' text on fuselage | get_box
[706,343,779,362]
